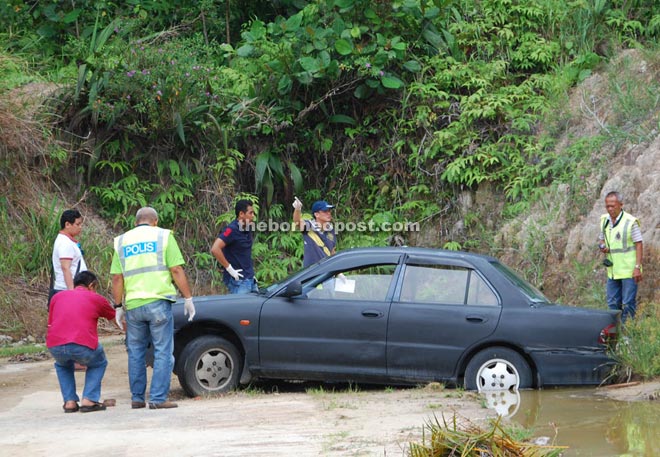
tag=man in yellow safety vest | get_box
[111,207,195,409]
[598,191,643,322]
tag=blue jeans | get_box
[126,299,174,404]
[606,277,638,323]
[224,277,258,294]
[49,343,108,403]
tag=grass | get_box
[322,398,357,411]
[305,382,361,395]
[306,383,363,410]
[242,384,267,396]
[443,391,465,399]
[0,343,47,358]
[407,414,566,457]
[611,302,660,382]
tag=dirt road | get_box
[0,335,491,457]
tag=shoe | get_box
[63,402,79,413]
[79,402,107,413]
[148,401,178,409]
[131,401,146,409]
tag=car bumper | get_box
[530,348,616,386]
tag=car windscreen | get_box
[490,261,550,304]
[262,263,322,295]
[262,271,299,295]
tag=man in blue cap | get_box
[292,198,337,268]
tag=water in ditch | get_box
[482,387,660,456]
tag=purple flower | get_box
[126,70,136,77]
[365,63,371,68]
[126,95,131,100]
[157,90,163,96]
[379,71,384,76]
[185,72,190,77]
[171,60,176,65]
[141,69,150,75]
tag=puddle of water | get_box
[485,388,660,456]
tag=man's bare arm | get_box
[60,259,74,289]
[170,265,192,298]
[211,238,230,268]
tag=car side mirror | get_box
[282,281,303,299]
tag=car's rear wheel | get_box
[177,335,242,397]
[464,347,532,391]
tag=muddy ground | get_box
[2,334,657,457]
[0,335,495,457]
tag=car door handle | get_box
[466,315,486,323]
[362,310,384,318]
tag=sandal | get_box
[63,402,79,413]
[79,402,107,413]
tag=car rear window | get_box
[490,261,550,303]
[400,264,498,306]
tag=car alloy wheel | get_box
[464,346,532,392]
[177,335,242,397]
[475,358,521,391]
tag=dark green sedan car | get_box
[171,247,619,397]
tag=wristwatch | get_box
[634,265,642,269]
[113,302,124,309]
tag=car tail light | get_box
[598,323,618,345]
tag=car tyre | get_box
[464,347,532,391]
[177,335,242,397]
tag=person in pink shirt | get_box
[47,271,118,413]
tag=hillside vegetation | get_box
[0,0,659,340]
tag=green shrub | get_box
[612,303,660,381]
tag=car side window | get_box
[400,264,497,306]
[305,264,396,301]
[466,272,499,306]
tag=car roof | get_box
[331,246,498,263]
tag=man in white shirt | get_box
[49,209,87,309]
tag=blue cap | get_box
[311,200,334,213]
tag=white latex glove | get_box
[337,273,347,284]
[115,306,125,331]
[226,264,244,280]
[292,197,303,210]
[184,297,195,322]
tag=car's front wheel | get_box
[464,347,532,391]
[177,335,242,397]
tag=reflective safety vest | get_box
[114,226,175,308]
[600,211,640,280]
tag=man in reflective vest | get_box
[598,191,643,322]
[111,207,195,409]
[292,198,337,268]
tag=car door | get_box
[258,258,400,379]
[387,256,502,381]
